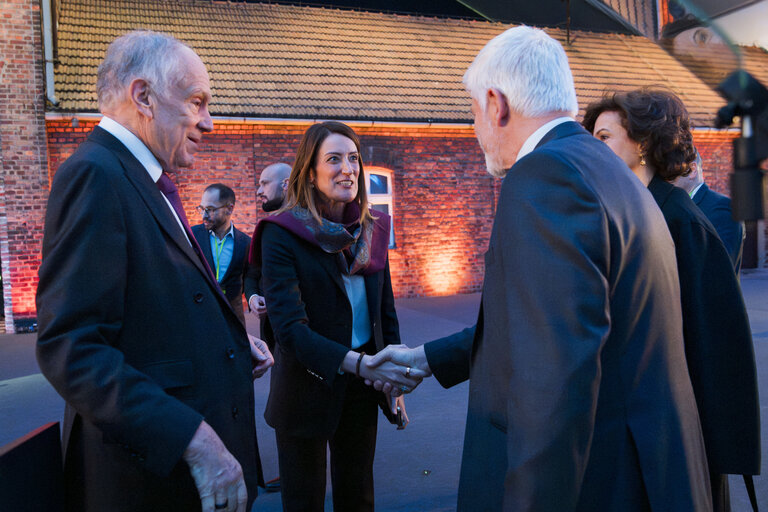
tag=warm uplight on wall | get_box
[422,234,472,296]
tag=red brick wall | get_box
[39,120,759,318]
[0,0,49,332]
[46,120,492,299]
[693,130,737,195]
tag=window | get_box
[366,167,395,248]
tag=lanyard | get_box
[214,236,227,282]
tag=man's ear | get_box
[129,78,153,119]
[486,88,511,128]
[281,178,289,191]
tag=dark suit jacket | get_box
[243,250,275,352]
[258,222,399,437]
[649,176,760,475]
[692,182,744,273]
[424,122,711,511]
[192,223,251,325]
[35,126,262,511]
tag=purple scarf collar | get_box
[251,202,390,276]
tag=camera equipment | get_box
[715,70,768,221]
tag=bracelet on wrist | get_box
[355,351,366,378]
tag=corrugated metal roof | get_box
[53,0,733,126]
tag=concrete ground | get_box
[2,271,768,510]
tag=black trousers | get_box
[275,378,379,512]
[711,472,731,512]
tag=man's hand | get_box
[365,344,432,396]
[248,334,274,379]
[183,421,247,512]
[248,294,267,318]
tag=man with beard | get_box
[367,26,710,511]
[243,162,290,494]
[245,163,290,325]
[191,183,252,325]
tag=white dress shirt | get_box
[98,116,190,244]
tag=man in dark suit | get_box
[244,162,291,331]
[192,183,251,325]
[369,26,710,510]
[35,31,272,512]
[243,162,291,493]
[675,150,745,273]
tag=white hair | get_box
[463,26,578,118]
[96,30,189,111]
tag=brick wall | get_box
[0,0,49,332]
[45,120,492,299]
[38,120,757,319]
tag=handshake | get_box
[361,344,433,397]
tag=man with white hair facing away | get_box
[368,26,711,511]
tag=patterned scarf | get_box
[251,202,390,276]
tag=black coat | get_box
[649,176,760,475]
[692,182,744,274]
[192,223,251,325]
[424,122,711,511]
[257,221,399,437]
[243,246,275,352]
[36,126,262,511]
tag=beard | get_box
[484,152,507,178]
[261,196,284,212]
[478,137,507,178]
[476,120,508,178]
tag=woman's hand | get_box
[394,394,409,428]
[339,350,423,392]
[359,356,426,394]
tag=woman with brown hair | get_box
[583,89,759,512]
[250,121,423,511]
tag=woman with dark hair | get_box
[250,121,423,511]
[583,89,759,512]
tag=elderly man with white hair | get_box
[368,26,711,511]
[36,31,272,512]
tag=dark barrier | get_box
[0,422,64,511]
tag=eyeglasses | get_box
[195,205,230,215]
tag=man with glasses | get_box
[192,183,252,325]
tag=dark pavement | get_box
[2,271,768,510]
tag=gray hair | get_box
[463,26,578,118]
[97,30,189,111]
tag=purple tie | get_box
[156,172,218,284]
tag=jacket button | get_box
[226,348,235,359]
[232,407,239,419]
[193,292,204,303]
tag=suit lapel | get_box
[88,127,221,294]
[321,253,347,295]
[219,228,245,284]
[194,226,216,274]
